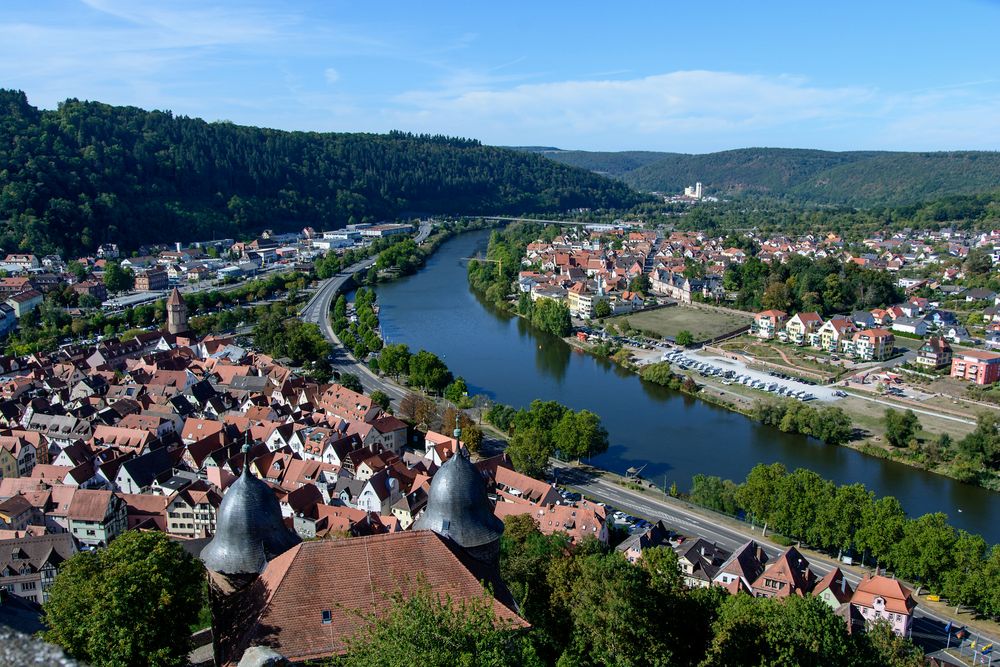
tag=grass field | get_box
[610,306,751,341]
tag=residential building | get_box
[6,290,43,318]
[753,310,787,339]
[851,328,895,361]
[813,567,854,610]
[0,533,76,604]
[785,312,823,345]
[751,546,815,599]
[67,489,127,547]
[713,540,768,594]
[816,317,856,353]
[615,520,675,564]
[917,336,952,369]
[135,268,168,291]
[890,316,929,337]
[850,575,916,637]
[951,349,1000,385]
[675,538,730,589]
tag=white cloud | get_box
[324,67,340,84]
[376,70,882,151]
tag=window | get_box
[321,610,332,625]
[20,581,36,591]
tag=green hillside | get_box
[513,147,675,177]
[0,90,643,256]
[529,146,1000,206]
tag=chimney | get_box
[841,574,847,594]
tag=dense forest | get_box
[527,146,1000,207]
[0,90,643,256]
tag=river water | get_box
[374,229,999,542]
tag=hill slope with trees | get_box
[0,90,643,256]
[528,146,1000,206]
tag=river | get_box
[373,229,1000,542]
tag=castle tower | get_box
[200,447,302,666]
[414,438,504,571]
[166,287,188,335]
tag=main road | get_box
[298,222,433,404]
[553,461,995,656]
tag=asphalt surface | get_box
[552,462,997,655]
[297,223,432,405]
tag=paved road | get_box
[552,462,996,655]
[298,223,433,404]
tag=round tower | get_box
[414,446,504,570]
[166,286,189,335]
[201,447,302,666]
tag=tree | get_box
[855,621,924,667]
[735,463,787,531]
[340,582,541,667]
[628,273,651,295]
[700,594,854,667]
[102,262,134,294]
[530,298,572,337]
[506,425,552,479]
[379,343,412,379]
[444,376,469,404]
[884,409,920,447]
[856,495,906,568]
[552,410,609,461]
[675,330,694,346]
[408,350,453,394]
[559,553,673,667]
[892,512,956,593]
[593,299,612,319]
[370,390,391,411]
[941,530,987,610]
[957,412,1000,469]
[689,474,741,515]
[338,372,364,393]
[43,531,204,667]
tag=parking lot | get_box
[663,349,841,403]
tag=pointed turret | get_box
[200,450,301,576]
[414,446,504,569]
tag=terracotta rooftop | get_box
[232,531,525,663]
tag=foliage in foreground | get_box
[43,531,204,667]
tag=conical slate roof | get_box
[414,450,503,549]
[200,458,301,575]
[167,286,184,306]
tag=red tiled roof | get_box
[237,531,525,662]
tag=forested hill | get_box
[0,90,643,256]
[527,146,1000,207]
[513,147,675,178]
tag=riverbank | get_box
[564,332,1000,492]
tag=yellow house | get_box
[0,446,17,479]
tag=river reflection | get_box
[372,229,1000,542]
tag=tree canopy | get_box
[42,531,205,667]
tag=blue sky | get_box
[3,0,1000,152]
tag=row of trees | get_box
[487,399,609,477]
[332,289,383,361]
[752,399,854,446]
[690,463,1000,618]
[373,343,454,395]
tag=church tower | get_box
[166,287,189,335]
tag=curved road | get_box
[298,223,432,404]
